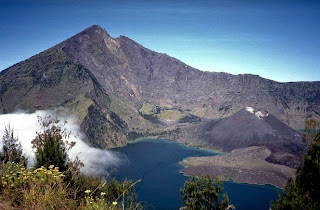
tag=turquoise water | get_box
[110,139,281,209]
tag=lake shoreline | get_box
[129,138,286,189]
[112,138,281,210]
[178,167,283,190]
[129,138,290,189]
[129,137,222,154]
[179,146,295,189]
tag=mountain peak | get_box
[59,24,111,59]
[88,24,102,30]
[80,24,110,37]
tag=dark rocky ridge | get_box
[0,25,319,153]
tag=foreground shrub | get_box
[83,178,142,210]
[180,175,229,210]
[0,162,76,209]
[0,162,142,209]
[32,116,75,172]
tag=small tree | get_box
[1,124,27,166]
[180,175,229,210]
[31,116,75,172]
[271,119,320,210]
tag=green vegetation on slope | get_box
[271,119,320,209]
[156,109,184,121]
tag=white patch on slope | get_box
[246,107,269,119]
[246,107,255,114]
[255,111,268,118]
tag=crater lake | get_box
[109,139,281,210]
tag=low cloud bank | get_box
[0,110,126,175]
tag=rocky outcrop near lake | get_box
[180,146,295,188]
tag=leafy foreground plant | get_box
[0,163,143,210]
[83,178,142,210]
[31,116,75,172]
[180,175,231,210]
[0,162,76,209]
[271,119,320,210]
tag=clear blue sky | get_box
[1,0,320,82]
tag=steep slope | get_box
[0,36,159,148]
[54,25,320,129]
[0,25,319,150]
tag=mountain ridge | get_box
[60,26,320,128]
[0,25,319,153]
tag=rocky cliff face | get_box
[57,25,320,129]
[1,25,319,150]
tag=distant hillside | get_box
[0,25,319,152]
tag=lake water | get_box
[110,139,281,210]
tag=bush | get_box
[0,162,143,210]
[180,175,229,210]
[82,178,142,210]
[31,116,75,172]
[0,162,76,209]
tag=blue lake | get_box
[110,139,281,209]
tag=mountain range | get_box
[1,25,319,169]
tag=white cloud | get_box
[0,110,126,175]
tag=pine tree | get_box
[1,124,27,166]
[31,116,75,172]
